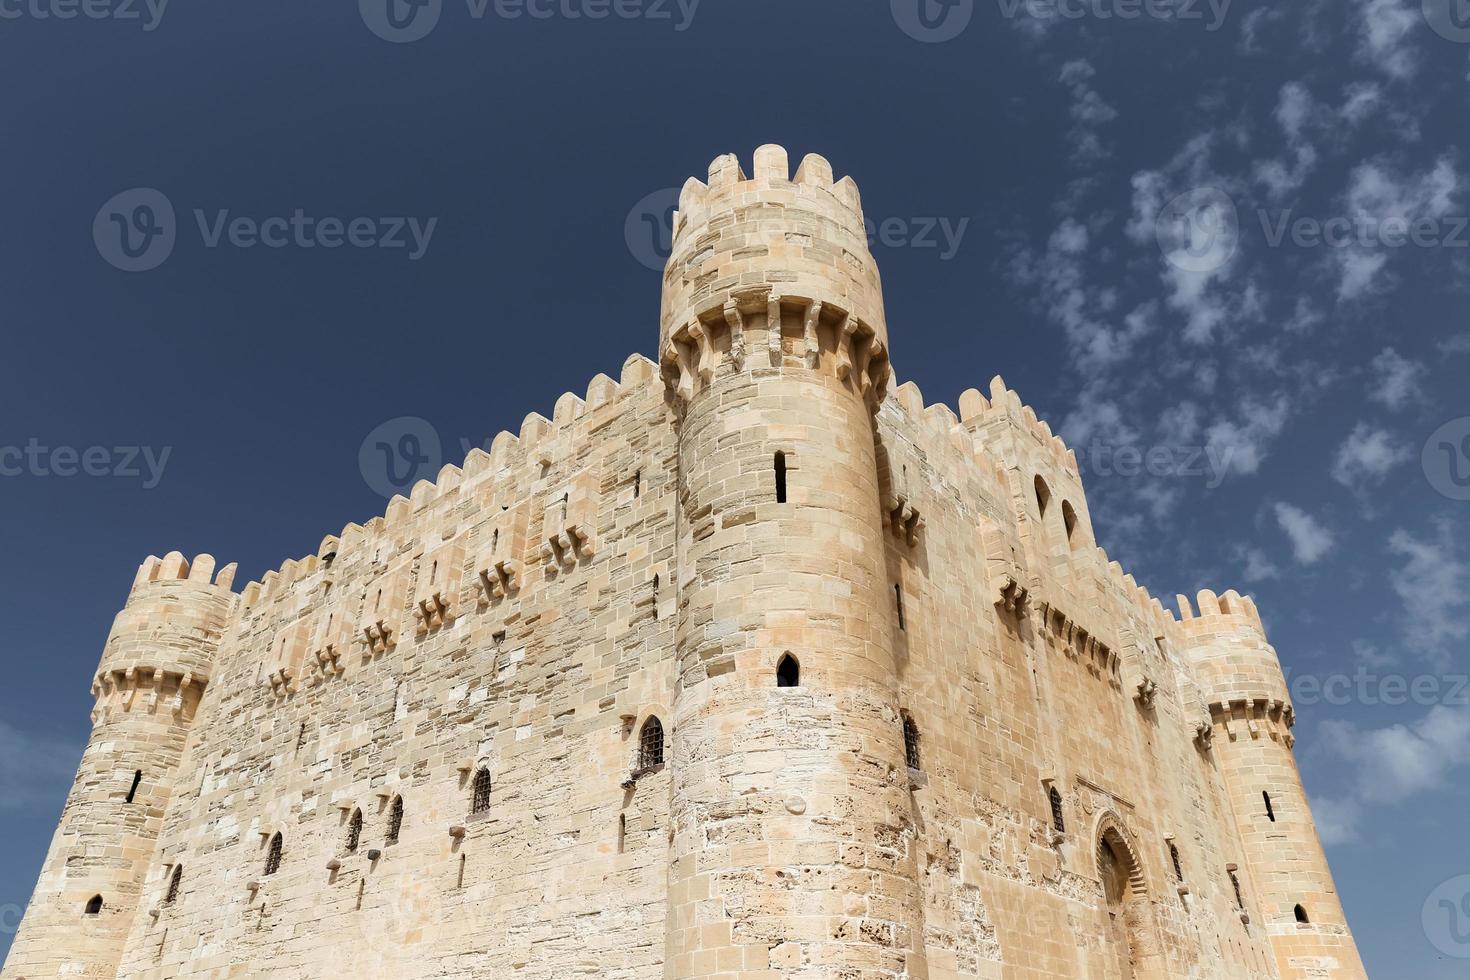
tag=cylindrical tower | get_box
[2,552,236,980]
[1177,589,1366,980]
[660,146,924,979]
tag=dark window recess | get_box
[1230,870,1244,909]
[264,833,284,876]
[1049,786,1066,834]
[125,770,142,804]
[633,470,641,498]
[774,452,787,504]
[165,864,183,905]
[85,895,103,915]
[471,769,492,816]
[1169,842,1184,882]
[1263,791,1276,822]
[776,654,800,688]
[345,809,363,853]
[1294,904,1309,924]
[1034,475,1051,517]
[386,796,404,846]
[1062,500,1079,543]
[902,715,921,771]
[617,813,627,853]
[638,717,665,771]
[895,585,906,631]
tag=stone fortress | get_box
[4,146,1366,980]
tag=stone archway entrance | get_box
[1096,824,1161,979]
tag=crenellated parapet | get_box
[92,552,238,720]
[1173,589,1295,745]
[659,146,891,412]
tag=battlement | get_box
[1174,589,1292,724]
[959,376,1080,478]
[130,551,238,596]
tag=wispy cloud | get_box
[1331,422,1412,491]
[1336,158,1461,300]
[1274,501,1336,564]
[0,721,82,813]
[1368,346,1427,410]
[1354,0,1422,79]
[1389,524,1470,662]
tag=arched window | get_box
[471,768,492,816]
[1169,842,1184,882]
[777,653,800,688]
[902,714,921,771]
[638,717,665,771]
[345,809,363,854]
[126,770,143,804]
[1034,475,1051,517]
[165,864,183,905]
[1229,870,1244,909]
[1049,786,1066,834]
[774,452,788,504]
[386,796,404,846]
[1294,904,1309,924]
[84,895,103,915]
[264,833,283,876]
[1263,791,1276,822]
[1061,500,1079,545]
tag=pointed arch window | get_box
[777,654,800,688]
[84,895,103,915]
[386,796,404,846]
[902,714,921,771]
[165,864,184,905]
[1049,786,1066,834]
[638,716,665,771]
[1294,904,1309,924]
[264,832,284,876]
[1062,500,1079,545]
[345,809,363,854]
[471,768,492,816]
[1034,475,1051,517]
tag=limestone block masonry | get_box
[3,146,1366,980]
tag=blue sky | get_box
[1,0,1468,974]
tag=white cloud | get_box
[1439,332,1470,355]
[1273,501,1335,564]
[1388,525,1470,660]
[0,721,82,812]
[1060,60,1117,164]
[1338,82,1384,126]
[1354,0,1422,78]
[1321,705,1470,805]
[1336,158,1462,300]
[1204,396,1291,477]
[1308,795,1363,846]
[1238,545,1281,582]
[1368,347,1426,410]
[1331,423,1412,490]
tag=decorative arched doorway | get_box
[1095,817,1164,979]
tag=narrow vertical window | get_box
[1169,842,1184,882]
[777,654,800,688]
[264,833,283,877]
[84,895,103,915]
[457,853,466,889]
[1062,500,1079,545]
[560,493,569,522]
[1049,786,1066,833]
[652,574,660,619]
[1230,870,1244,909]
[165,864,183,906]
[774,452,787,504]
[633,470,641,498]
[1294,904,1309,924]
[902,714,921,771]
[895,585,906,631]
[1263,791,1275,822]
[638,716,665,771]
[471,768,492,816]
[386,796,404,846]
[345,809,363,854]
[126,770,143,804]
[617,813,627,853]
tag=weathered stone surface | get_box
[3,148,1364,980]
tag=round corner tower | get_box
[660,145,923,979]
[1176,589,1366,980]
[3,552,236,980]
